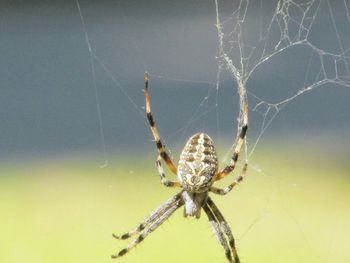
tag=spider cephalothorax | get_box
[112,73,248,263]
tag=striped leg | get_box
[210,163,248,195]
[215,103,248,181]
[113,192,182,240]
[144,72,177,174]
[156,155,181,188]
[203,203,233,263]
[112,196,183,258]
[207,197,240,263]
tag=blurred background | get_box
[0,0,349,262]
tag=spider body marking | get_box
[178,133,218,218]
[112,73,248,263]
[178,132,218,193]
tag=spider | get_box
[112,73,248,263]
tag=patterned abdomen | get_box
[177,133,218,193]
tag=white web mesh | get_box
[211,1,350,253]
[214,0,350,159]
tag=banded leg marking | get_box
[156,155,180,188]
[112,197,183,258]
[203,203,233,263]
[210,163,248,195]
[207,197,240,263]
[215,100,248,181]
[144,73,177,174]
[113,192,182,240]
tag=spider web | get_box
[75,0,349,260]
[211,1,350,259]
[76,0,349,164]
[213,0,350,160]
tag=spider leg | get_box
[215,102,248,182]
[207,197,240,263]
[144,72,177,175]
[156,155,181,188]
[210,163,248,195]
[203,203,233,263]
[113,192,182,240]
[112,196,183,258]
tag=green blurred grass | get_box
[0,144,350,263]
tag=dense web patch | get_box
[211,2,350,247]
[213,0,350,158]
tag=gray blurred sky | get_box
[0,0,349,158]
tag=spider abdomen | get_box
[177,133,218,193]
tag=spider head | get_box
[177,133,218,193]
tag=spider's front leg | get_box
[203,203,234,263]
[112,193,183,258]
[112,192,182,240]
[206,197,240,262]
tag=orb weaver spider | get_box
[112,73,248,263]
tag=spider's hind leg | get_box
[215,100,248,182]
[144,72,178,175]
